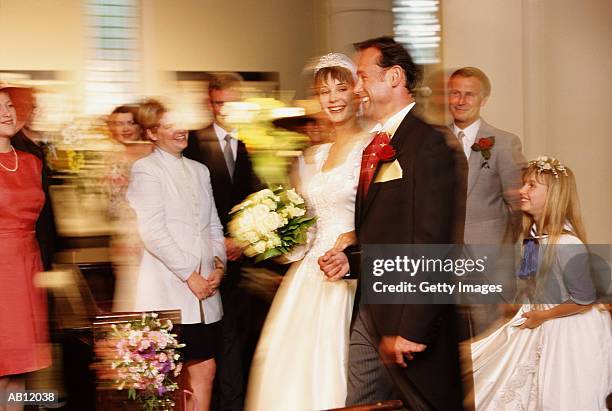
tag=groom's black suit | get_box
[354,111,465,411]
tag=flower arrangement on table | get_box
[228,187,316,262]
[101,313,185,411]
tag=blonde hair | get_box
[450,67,491,97]
[520,159,587,301]
[520,161,586,243]
[137,99,167,133]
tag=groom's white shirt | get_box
[369,102,415,137]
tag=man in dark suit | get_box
[183,73,261,411]
[320,37,466,410]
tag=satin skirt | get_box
[245,254,357,411]
[472,304,612,410]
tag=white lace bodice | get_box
[297,138,370,257]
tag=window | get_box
[84,0,141,114]
[393,0,441,65]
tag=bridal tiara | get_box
[314,53,357,80]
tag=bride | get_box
[245,53,372,410]
[471,156,612,410]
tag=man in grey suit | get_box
[448,67,526,335]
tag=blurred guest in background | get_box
[107,104,141,145]
[184,73,262,411]
[106,104,153,312]
[10,86,57,272]
[0,85,51,410]
[106,104,152,218]
[272,110,332,147]
[127,99,225,410]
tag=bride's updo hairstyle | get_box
[313,52,357,93]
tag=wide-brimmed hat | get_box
[0,83,35,128]
[272,99,326,132]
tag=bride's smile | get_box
[318,77,359,125]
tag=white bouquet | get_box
[228,187,316,262]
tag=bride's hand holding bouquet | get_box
[228,187,316,263]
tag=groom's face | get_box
[355,47,392,122]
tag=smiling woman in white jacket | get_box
[127,99,226,411]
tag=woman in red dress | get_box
[0,85,51,407]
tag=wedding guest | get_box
[471,156,612,410]
[10,86,57,271]
[272,111,332,146]
[184,73,262,411]
[448,67,526,334]
[127,99,225,410]
[0,84,51,411]
[448,67,525,244]
[106,104,153,312]
[108,105,139,143]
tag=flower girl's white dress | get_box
[472,234,612,410]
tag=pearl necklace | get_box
[0,146,18,172]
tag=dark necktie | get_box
[357,132,390,200]
[223,134,235,180]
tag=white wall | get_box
[324,0,394,56]
[0,0,84,71]
[524,0,612,243]
[141,0,317,97]
[442,0,524,138]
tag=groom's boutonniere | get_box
[377,144,396,162]
[471,136,495,168]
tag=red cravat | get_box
[358,132,391,200]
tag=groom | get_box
[320,37,466,410]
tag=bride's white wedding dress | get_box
[245,138,369,411]
[472,234,612,410]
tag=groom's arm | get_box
[344,245,361,279]
[318,245,359,280]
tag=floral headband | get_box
[528,155,568,179]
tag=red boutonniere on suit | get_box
[471,136,495,168]
[377,144,396,162]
